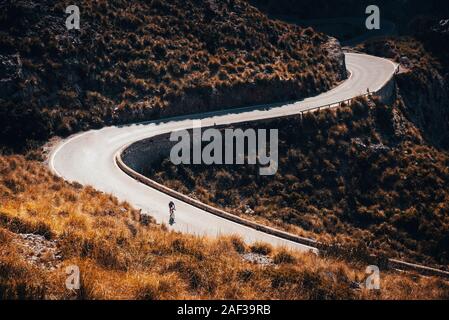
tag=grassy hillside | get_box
[0,0,346,151]
[1,155,448,299]
[149,96,449,268]
[357,37,449,149]
[148,35,449,268]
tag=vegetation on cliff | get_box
[0,0,345,151]
[357,37,449,149]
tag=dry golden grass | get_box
[1,155,449,300]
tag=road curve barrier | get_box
[117,149,449,278]
[116,149,321,250]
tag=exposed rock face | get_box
[0,54,22,79]
[394,30,449,148]
[323,37,348,80]
[241,253,274,266]
[396,70,449,148]
[0,54,23,98]
[352,138,391,153]
[12,233,62,270]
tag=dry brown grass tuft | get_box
[250,242,273,256]
[1,155,448,300]
[273,250,297,265]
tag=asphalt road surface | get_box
[49,53,397,253]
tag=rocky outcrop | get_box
[323,37,348,80]
[155,36,348,118]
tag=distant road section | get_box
[49,53,397,253]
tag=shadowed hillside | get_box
[0,0,346,151]
[1,154,448,299]
[149,96,449,268]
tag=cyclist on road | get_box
[169,201,176,225]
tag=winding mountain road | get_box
[49,53,397,253]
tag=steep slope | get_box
[1,155,448,299]
[0,0,346,151]
[357,37,449,149]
